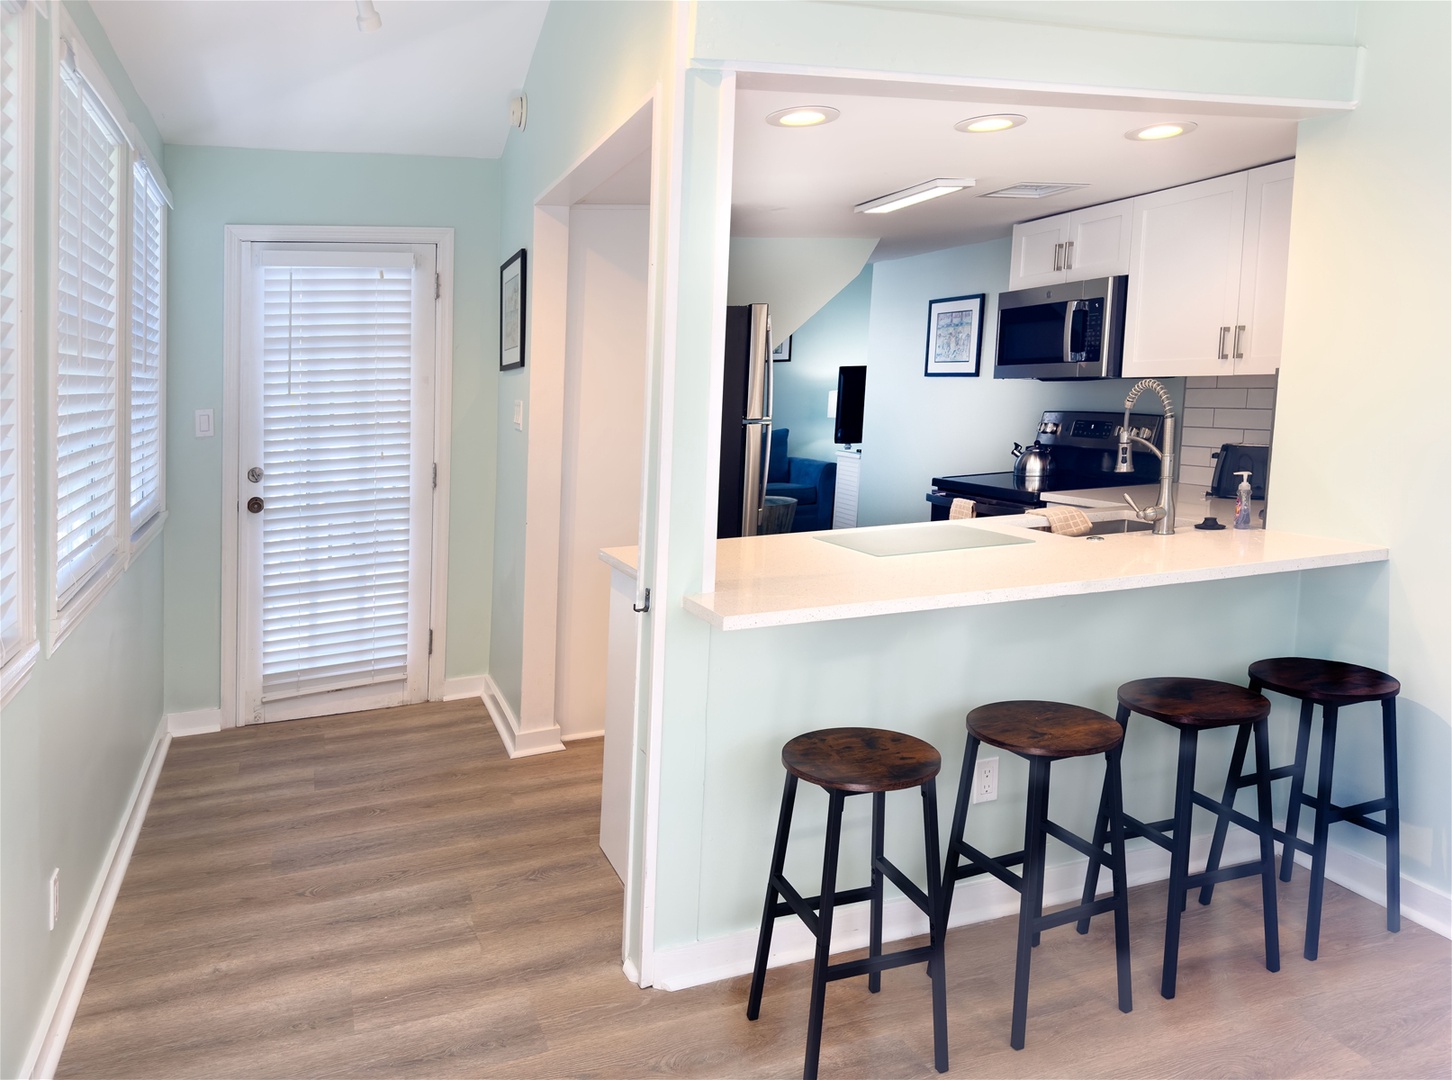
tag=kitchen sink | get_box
[1083,517,1155,535]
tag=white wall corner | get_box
[440,674,488,701]
[481,675,565,758]
[22,719,170,1080]
[165,707,223,737]
[1316,845,1452,940]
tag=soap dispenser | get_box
[1233,471,1253,529]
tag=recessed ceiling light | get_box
[1126,121,1198,141]
[854,179,975,215]
[766,106,840,128]
[955,113,1027,134]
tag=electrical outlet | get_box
[971,756,998,804]
[48,868,59,931]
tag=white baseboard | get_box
[563,728,605,742]
[22,718,171,1080]
[165,707,222,737]
[651,832,1259,992]
[440,674,487,701]
[480,675,565,758]
[1311,844,1451,939]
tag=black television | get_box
[834,365,866,445]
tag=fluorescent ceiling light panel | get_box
[854,178,974,214]
[981,182,1090,199]
[766,106,840,128]
[955,113,1027,133]
[1127,121,1198,141]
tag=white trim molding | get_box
[481,674,564,758]
[165,707,222,737]
[22,719,170,1080]
[440,674,487,701]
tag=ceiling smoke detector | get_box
[980,182,1090,200]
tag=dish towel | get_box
[949,498,976,520]
[1040,505,1093,536]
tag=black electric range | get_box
[928,410,1165,518]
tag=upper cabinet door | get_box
[1122,172,1248,378]
[1007,214,1070,289]
[1064,199,1133,281]
[1233,160,1295,375]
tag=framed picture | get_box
[500,248,527,371]
[771,334,792,362]
[923,293,985,377]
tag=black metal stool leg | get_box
[1280,699,1315,881]
[1304,706,1338,962]
[803,790,845,1080]
[1198,723,1251,906]
[869,790,885,994]
[1383,698,1401,933]
[940,737,980,930]
[1161,725,1198,1000]
[921,778,949,1074]
[1077,704,1129,934]
[1252,717,1281,972]
[1105,742,1133,1015]
[1010,756,1051,1050]
[748,772,798,1020]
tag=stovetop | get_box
[930,469,1134,505]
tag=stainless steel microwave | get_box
[993,275,1127,380]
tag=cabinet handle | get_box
[1064,240,1074,269]
[1233,324,1245,359]
[1053,243,1063,272]
[1218,326,1230,360]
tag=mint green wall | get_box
[490,0,676,717]
[772,265,873,465]
[2,8,165,1075]
[160,147,499,714]
[1270,0,1452,893]
[858,240,1183,526]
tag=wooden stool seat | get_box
[1248,657,1400,706]
[1090,677,1279,999]
[1118,677,1270,728]
[967,700,1124,758]
[783,727,941,792]
[1202,657,1401,961]
[945,701,1131,1050]
[749,728,948,1080]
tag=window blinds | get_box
[0,1,23,662]
[257,258,417,699]
[129,161,164,534]
[54,52,124,604]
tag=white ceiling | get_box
[92,0,549,159]
[92,2,1315,261]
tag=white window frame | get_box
[46,11,170,653]
[0,0,36,703]
[128,158,167,553]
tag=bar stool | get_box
[1083,677,1280,999]
[941,701,1131,1050]
[746,727,948,1080]
[1201,657,1401,960]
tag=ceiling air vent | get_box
[981,182,1090,199]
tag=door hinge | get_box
[428,629,434,655]
[432,462,437,489]
[435,273,441,300]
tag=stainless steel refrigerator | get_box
[717,303,773,538]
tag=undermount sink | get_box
[1083,517,1155,535]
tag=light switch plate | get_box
[513,400,524,431]
[195,409,214,438]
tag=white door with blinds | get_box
[238,243,436,724]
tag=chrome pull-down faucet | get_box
[1115,378,1177,536]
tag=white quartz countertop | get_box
[680,513,1386,631]
[600,545,639,576]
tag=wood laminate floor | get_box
[58,699,1450,1079]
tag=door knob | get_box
[247,497,264,514]
[247,466,264,483]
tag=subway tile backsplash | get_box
[1177,374,1277,489]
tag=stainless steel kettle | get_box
[1011,440,1054,483]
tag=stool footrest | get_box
[877,856,931,917]
[1035,894,1122,934]
[1184,859,1266,893]
[826,943,936,984]
[947,839,1025,891]
[1042,819,1103,863]
[1190,790,1263,836]
[1123,815,1175,852]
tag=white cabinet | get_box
[1007,199,1133,289]
[833,449,860,529]
[1122,161,1294,378]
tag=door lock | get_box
[247,466,264,483]
[247,497,264,514]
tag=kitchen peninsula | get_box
[601,515,1389,991]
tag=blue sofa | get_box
[766,428,837,532]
